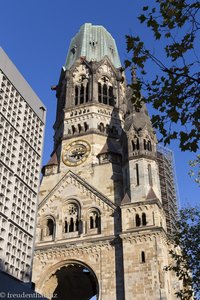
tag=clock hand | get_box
[69,149,86,158]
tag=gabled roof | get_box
[39,170,117,211]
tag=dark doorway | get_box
[52,263,98,300]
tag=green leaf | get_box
[143,6,149,11]
[138,14,147,23]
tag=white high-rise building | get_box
[0,48,46,282]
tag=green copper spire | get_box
[65,23,121,69]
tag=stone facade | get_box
[32,23,179,299]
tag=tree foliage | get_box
[125,0,200,152]
[165,207,200,299]
[188,155,200,185]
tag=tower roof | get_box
[65,23,121,69]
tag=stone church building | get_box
[32,23,179,300]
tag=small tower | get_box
[32,24,179,300]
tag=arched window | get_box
[43,217,55,240]
[84,122,89,132]
[85,83,89,103]
[69,217,74,232]
[103,84,107,104]
[46,218,54,236]
[75,86,79,106]
[98,81,114,106]
[108,86,114,105]
[72,125,76,134]
[142,213,147,226]
[90,216,94,229]
[78,124,82,133]
[80,84,84,104]
[143,139,147,150]
[99,123,105,132]
[135,214,141,227]
[132,140,135,151]
[74,80,89,105]
[147,140,152,151]
[64,203,80,233]
[141,251,146,263]
[88,210,101,232]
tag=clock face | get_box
[62,140,91,166]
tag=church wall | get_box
[32,23,180,300]
[122,232,177,300]
[33,242,119,300]
[128,158,161,202]
[121,202,166,232]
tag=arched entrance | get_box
[49,262,98,300]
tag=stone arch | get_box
[41,215,56,240]
[87,208,101,233]
[73,65,90,106]
[39,260,99,300]
[98,122,105,133]
[63,199,81,234]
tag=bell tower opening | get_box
[51,263,98,300]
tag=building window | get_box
[137,138,139,150]
[64,203,80,233]
[80,84,84,104]
[135,214,141,227]
[47,219,54,236]
[141,251,146,263]
[142,213,147,226]
[98,81,114,106]
[132,140,135,151]
[43,217,55,239]
[74,82,89,105]
[132,138,139,151]
[148,164,153,186]
[88,209,101,233]
[103,84,107,104]
[98,82,102,102]
[75,86,78,105]
[136,163,139,186]
[108,86,114,105]
[143,139,147,150]
[147,140,152,151]
[84,122,89,132]
[98,122,105,133]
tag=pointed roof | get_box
[146,187,158,200]
[65,23,121,70]
[46,152,58,166]
[121,193,131,205]
[125,87,154,134]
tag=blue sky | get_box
[0,0,199,207]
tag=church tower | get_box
[32,23,179,300]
